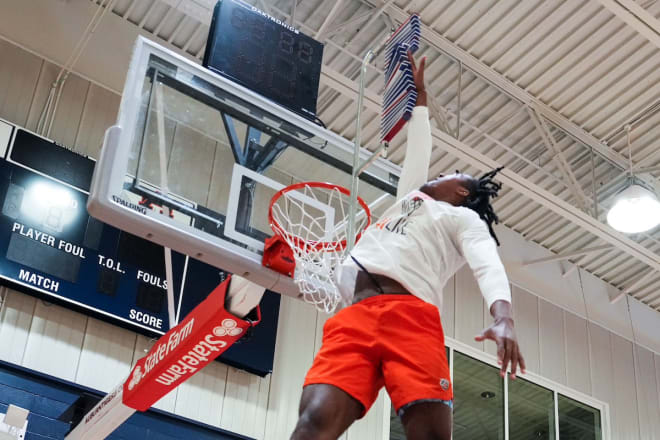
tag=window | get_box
[558,394,602,440]
[509,377,555,439]
[453,352,504,439]
[389,346,606,440]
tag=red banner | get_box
[122,276,259,411]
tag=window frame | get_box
[384,336,610,440]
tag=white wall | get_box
[0,32,659,440]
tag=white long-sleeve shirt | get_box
[336,106,511,311]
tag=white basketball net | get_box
[270,184,370,313]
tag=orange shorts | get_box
[304,294,453,417]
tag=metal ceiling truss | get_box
[523,244,615,266]
[319,67,660,301]
[596,0,660,50]
[527,106,590,213]
[363,0,657,182]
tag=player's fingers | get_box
[510,342,519,379]
[500,339,512,377]
[418,57,426,82]
[474,327,492,342]
[518,347,527,374]
[493,335,505,365]
[407,50,417,71]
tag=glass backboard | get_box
[88,37,399,296]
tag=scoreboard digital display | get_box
[0,122,280,376]
[203,0,324,121]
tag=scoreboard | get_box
[203,0,324,121]
[0,120,280,377]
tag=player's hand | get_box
[407,50,427,106]
[475,317,526,379]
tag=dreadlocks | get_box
[461,167,504,246]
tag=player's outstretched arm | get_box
[457,213,526,379]
[396,51,431,200]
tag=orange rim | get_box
[268,181,372,252]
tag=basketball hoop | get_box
[267,182,371,313]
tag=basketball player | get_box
[290,52,525,440]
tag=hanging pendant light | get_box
[606,125,660,233]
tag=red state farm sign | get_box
[123,276,259,411]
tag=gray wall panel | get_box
[610,334,641,440]
[539,299,566,385]
[564,311,591,395]
[0,39,42,127]
[588,322,615,424]
[24,61,59,134]
[455,266,485,351]
[48,73,89,147]
[74,83,120,157]
[0,289,35,365]
[635,346,660,440]
[512,286,540,373]
[21,300,86,382]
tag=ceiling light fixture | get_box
[606,125,660,233]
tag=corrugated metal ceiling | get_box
[93,0,660,312]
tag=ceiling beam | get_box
[528,106,590,212]
[596,0,660,50]
[315,0,346,39]
[257,0,272,16]
[322,9,373,39]
[289,0,297,25]
[319,67,660,275]
[613,269,657,303]
[320,66,381,112]
[356,0,396,41]
[523,245,614,266]
[363,0,651,178]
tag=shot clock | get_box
[203,0,324,121]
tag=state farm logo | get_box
[214,319,243,337]
[128,366,143,391]
[154,321,246,387]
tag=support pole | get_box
[155,83,177,329]
[357,142,388,176]
[456,61,462,140]
[348,49,375,253]
[590,148,599,219]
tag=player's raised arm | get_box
[397,51,432,200]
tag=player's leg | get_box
[379,295,453,439]
[290,384,363,440]
[400,401,452,440]
[291,302,384,439]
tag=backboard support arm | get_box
[348,49,388,253]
